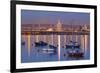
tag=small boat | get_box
[42,48,57,55]
[49,44,57,49]
[65,21,84,58]
[66,41,80,49]
[66,41,84,58]
[67,50,84,58]
[35,41,48,47]
[35,41,57,49]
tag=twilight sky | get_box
[21,10,90,25]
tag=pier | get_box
[21,30,89,35]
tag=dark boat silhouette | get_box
[49,44,57,49]
[35,41,48,47]
[35,41,57,49]
[67,50,84,58]
[66,41,80,49]
[65,41,84,58]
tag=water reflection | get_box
[21,34,90,63]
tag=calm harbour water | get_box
[21,35,90,63]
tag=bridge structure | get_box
[21,30,90,35]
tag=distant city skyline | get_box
[21,10,90,25]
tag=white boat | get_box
[42,47,57,54]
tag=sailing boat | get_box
[34,22,57,55]
[65,21,84,58]
[66,21,80,49]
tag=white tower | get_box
[56,19,62,31]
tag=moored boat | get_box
[66,41,80,49]
[35,41,48,47]
[67,49,84,58]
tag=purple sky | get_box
[21,10,90,25]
